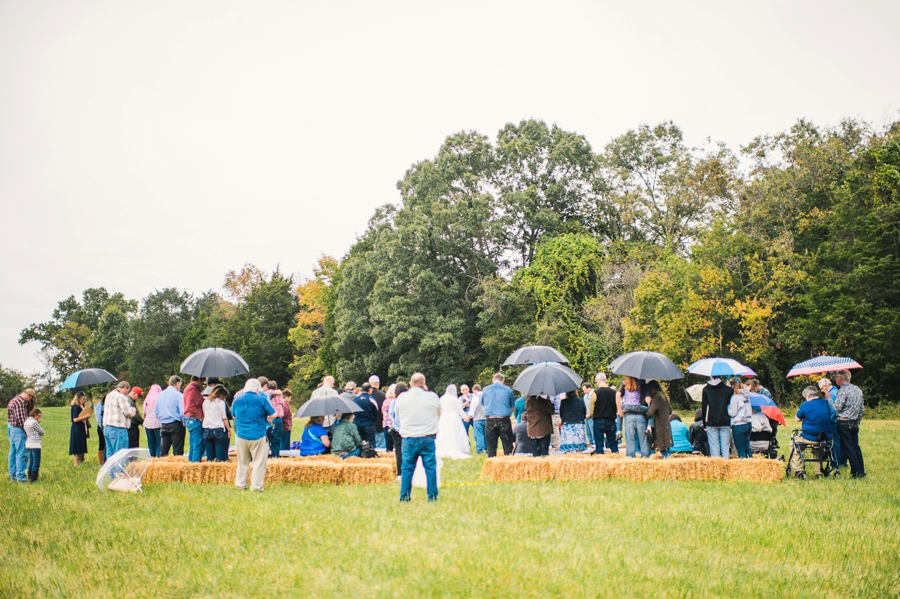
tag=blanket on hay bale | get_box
[482,454,783,483]
[143,455,397,486]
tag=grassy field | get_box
[1,408,898,598]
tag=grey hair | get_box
[802,385,819,399]
[835,369,852,381]
[493,373,505,382]
[595,372,607,382]
[168,375,182,386]
[243,378,261,393]
[817,378,831,390]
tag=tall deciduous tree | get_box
[127,288,196,386]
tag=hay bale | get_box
[725,456,783,482]
[340,462,396,485]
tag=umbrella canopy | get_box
[502,345,569,366]
[96,448,152,492]
[294,395,362,419]
[687,357,755,377]
[59,368,117,390]
[684,384,705,402]
[180,347,249,378]
[512,362,583,397]
[786,356,862,378]
[609,351,684,381]
[747,392,786,426]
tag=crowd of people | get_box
[5,366,868,491]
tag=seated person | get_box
[789,385,837,477]
[513,413,536,455]
[330,413,362,459]
[668,413,693,453]
[689,409,708,455]
[299,416,330,456]
[749,411,774,454]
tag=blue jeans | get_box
[105,425,129,458]
[585,418,594,447]
[831,423,843,466]
[339,448,361,459]
[26,448,41,474]
[186,417,204,462]
[281,429,292,453]
[623,414,650,457]
[400,436,438,501]
[732,423,752,458]
[593,418,618,453]
[473,420,486,454]
[375,431,386,450]
[267,418,283,457]
[145,428,161,457]
[707,426,731,459]
[8,428,27,481]
[203,428,229,462]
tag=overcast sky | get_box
[2,1,898,375]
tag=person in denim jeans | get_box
[619,376,651,457]
[468,384,486,454]
[394,373,441,501]
[202,385,232,462]
[728,380,753,458]
[182,376,206,463]
[702,377,733,459]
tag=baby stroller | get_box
[749,412,781,459]
[785,429,838,479]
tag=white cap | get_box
[368,375,380,384]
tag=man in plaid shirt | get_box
[103,382,136,458]
[7,388,35,482]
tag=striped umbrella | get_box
[786,356,862,378]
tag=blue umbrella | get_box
[747,392,776,408]
[59,368,117,390]
[687,357,755,377]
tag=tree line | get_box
[7,118,898,407]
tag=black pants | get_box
[390,429,403,475]
[593,418,618,453]
[128,425,140,449]
[384,427,394,452]
[837,420,865,476]
[160,422,186,456]
[532,434,551,457]
[356,424,376,447]
[485,418,514,458]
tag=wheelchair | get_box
[785,429,839,479]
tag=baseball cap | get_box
[131,386,144,397]
[368,375,380,384]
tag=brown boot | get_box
[98,451,105,465]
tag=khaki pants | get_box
[236,437,269,490]
[550,414,562,452]
[790,439,823,476]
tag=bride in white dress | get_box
[435,384,472,459]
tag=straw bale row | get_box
[143,455,397,486]
[482,455,782,483]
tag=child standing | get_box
[24,409,44,483]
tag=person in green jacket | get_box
[331,413,362,458]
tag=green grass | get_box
[1,408,898,598]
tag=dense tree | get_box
[289,255,340,398]
[0,364,30,403]
[127,288,196,386]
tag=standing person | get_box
[559,390,587,453]
[103,382,136,458]
[549,393,563,452]
[833,370,865,478]
[280,390,294,453]
[382,384,396,453]
[202,385,232,462]
[127,386,144,449]
[728,380,753,459]
[154,376,185,456]
[436,384,471,459]
[590,374,618,454]
[644,381,673,457]
[620,376,651,458]
[353,383,380,447]
[8,389,35,482]
[24,409,44,482]
[69,392,90,466]
[482,373,516,458]
[233,378,275,491]
[311,376,337,399]
[265,383,284,458]
[95,393,106,465]
[468,384,486,454]
[182,376,206,463]
[514,395,526,424]
[388,382,407,476]
[752,379,773,400]
[701,376,733,459]
[393,373,441,502]
[142,384,163,457]
[818,377,842,466]
[458,384,473,434]
[368,375,387,450]
[581,382,595,449]
[524,395,555,457]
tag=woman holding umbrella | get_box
[69,392,90,466]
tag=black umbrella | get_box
[294,395,362,419]
[503,345,569,366]
[609,351,684,381]
[512,362,583,397]
[59,368,117,390]
[180,347,249,378]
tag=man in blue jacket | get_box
[481,373,516,458]
[353,383,380,447]
[789,385,837,478]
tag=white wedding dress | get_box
[435,385,472,459]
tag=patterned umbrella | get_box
[786,356,862,378]
[687,357,755,377]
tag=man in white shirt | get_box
[310,376,338,427]
[393,372,441,502]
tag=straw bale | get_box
[481,456,555,482]
[266,459,343,485]
[340,462,396,485]
[724,456,784,482]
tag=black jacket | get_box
[592,387,618,420]
[559,392,586,425]
[701,381,733,428]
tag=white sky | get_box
[2,1,898,375]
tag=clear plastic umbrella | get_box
[96,448,152,492]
